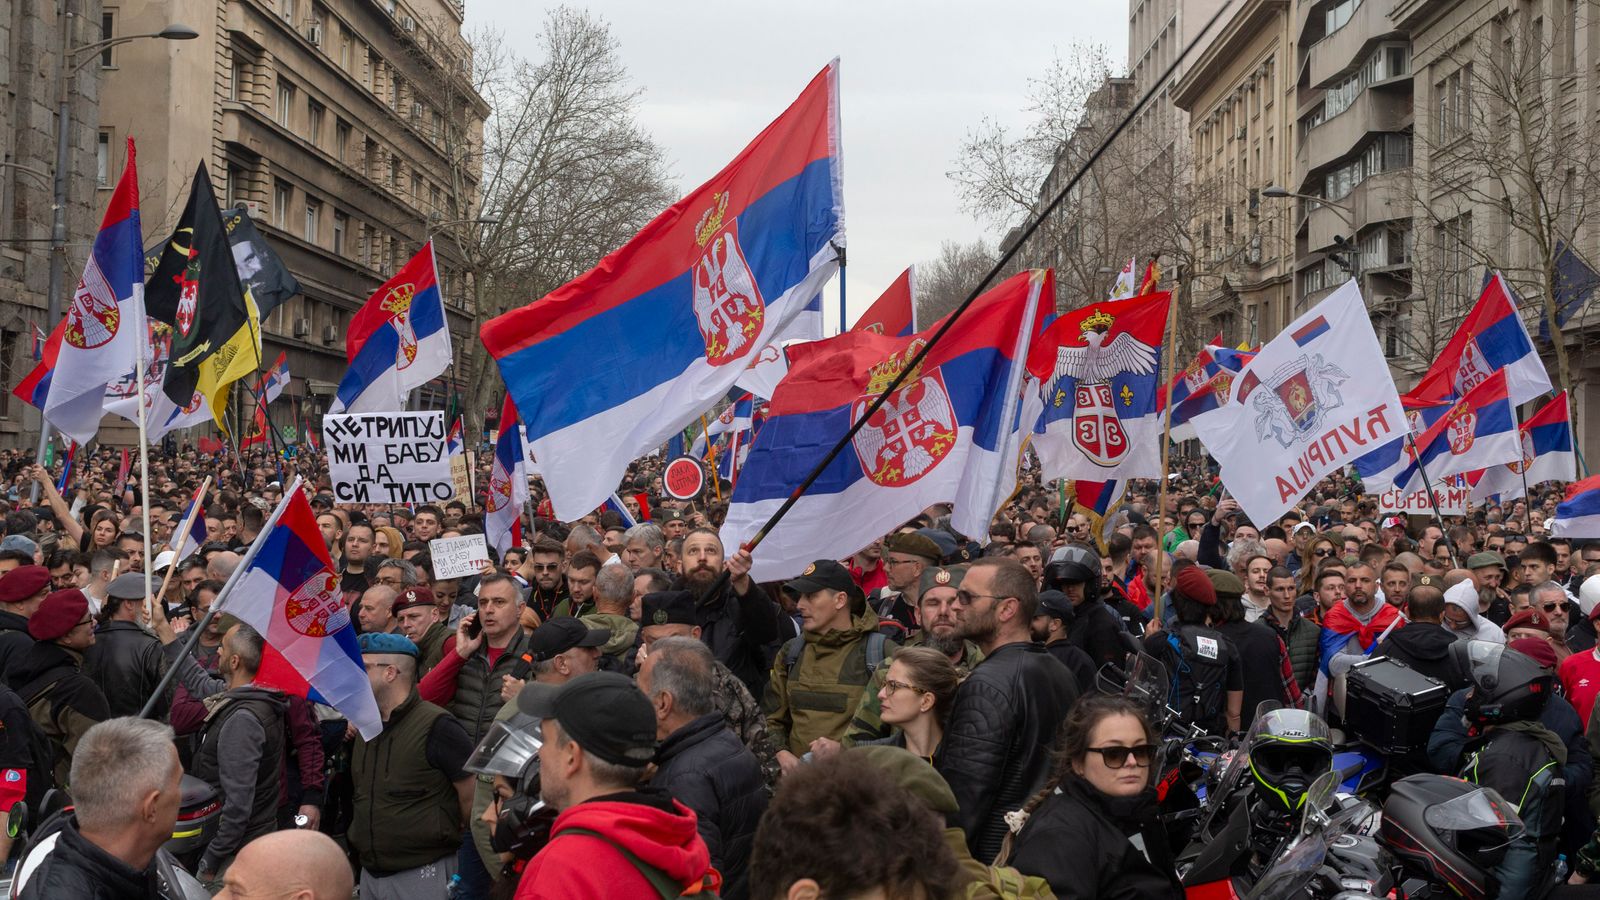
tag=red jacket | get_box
[516,791,717,899]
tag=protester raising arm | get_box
[27,465,84,548]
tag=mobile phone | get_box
[465,615,482,640]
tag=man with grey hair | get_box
[205,550,242,585]
[584,563,639,666]
[638,636,766,900]
[13,718,184,898]
[1529,580,1573,641]
[622,523,666,570]
[374,557,421,591]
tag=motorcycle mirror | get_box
[6,801,25,840]
[1300,769,1340,836]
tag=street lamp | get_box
[31,13,198,494]
[1260,185,1359,279]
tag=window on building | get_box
[306,100,324,147]
[96,131,111,186]
[336,120,351,162]
[1436,214,1474,305]
[332,211,347,255]
[227,165,245,209]
[1437,65,1471,141]
[101,11,116,67]
[277,79,296,128]
[1566,0,1581,73]
[231,56,247,102]
[1325,0,1362,35]
[274,181,292,229]
[390,158,402,189]
[0,330,17,417]
[340,34,351,70]
[411,172,422,203]
[304,198,320,243]
[430,183,441,212]
[279,0,296,24]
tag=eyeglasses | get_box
[531,564,560,572]
[1313,548,1334,558]
[1085,744,1156,768]
[1542,602,1568,614]
[882,679,927,696]
[955,590,1006,606]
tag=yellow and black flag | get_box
[145,162,261,432]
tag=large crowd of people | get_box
[0,440,1595,898]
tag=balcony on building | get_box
[1307,0,1404,89]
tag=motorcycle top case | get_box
[1343,655,1448,755]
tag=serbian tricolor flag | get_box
[446,416,464,457]
[230,484,382,738]
[603,493,637,529]
[331,242,451,413]
[485,395,528,558]
[168,484,208,557]
[1026,290,1170,483]
[483,60,844,520]
[722,269,1048,582]
[1409,272,1553,407]
[254,351,290,405]
[1071,479,1120,516]
[1470,391,1577,501]
[18,139,145,444]
[852,266,919,337]
[1552,476,1600,538]
[1390,369,1521,494]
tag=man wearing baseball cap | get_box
[11,589,108,787]
[515,671,716,897]
[0,565,51,684]
[83,573,168,718]
[767,560,894,774]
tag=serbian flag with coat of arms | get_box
[721,270,1048,583]
[1388,369,1521,494]
[229,484,382,738]
[482,61,844,520]
[1190,281,1406,526]
[1025,291,1170,483]
[330,242,451,414]
[1408,272,1553,407]
[1470,391,1577,501]
[485,395,528,558]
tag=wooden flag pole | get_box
[1152,288,1180,622]
[151,474,212,616]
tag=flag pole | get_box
[833,241,847,335]
[1152,288,1179,621]
[151,474,212,615]
[1514,407,1534,535]
[1403,434,1458,568]
[732,0,1237,557]
[137,475,303,719]
[135,313,154,620]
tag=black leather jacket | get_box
[651,713,768,900]
[15,815,162,899]
[85,621,169,718]
[1010,777,1183,900]
[937,641,1080,862]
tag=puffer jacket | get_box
[650,713,767,900]
[516,789,716,899]
[1009,777,1183,900]
[13,815,162,899]
[1264,610,1320,693]
[937,641,1080,862]
[84,620,168,718]
[448,629,530,744]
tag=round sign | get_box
[663,456,706,501]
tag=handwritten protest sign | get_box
[430,534,491,580]
[324,411,454,505]
[1375,474,1469,517]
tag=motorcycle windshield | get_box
[1422,787,1526,851]
[1123,651,1169,712]
[1245,786,1368,900]
[465,714,542,777]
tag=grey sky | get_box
[466,0,1129,329]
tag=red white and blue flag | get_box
[1470,391,1577,501]
[1026,290,1169,483]
[1108,257,1138,300]
[1552,475,1600,539]
[446,416,464,457]
[603,493,637,529]
[331,242,452,413]
[254,351,291,405]
[721,270,1049,582]
[483,61,845,520]
[1389,369,1520,494]
[1162,335,1257,441]
[1408,272,1553,407]
[852,266,919,337]
[14,139,145,444]
[485,395,528,558]
[167,484,208,557]
[230,484,382,738]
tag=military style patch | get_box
[934,569,951,585]
[803,563,816,576]
[653,610,669,625]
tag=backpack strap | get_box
[562,827,717,898]
[782,637,804,678]
[865,632,887,674]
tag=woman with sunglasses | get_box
[1002,694,1182,899]
[1295,535,1338,602]
[866,646,959,763]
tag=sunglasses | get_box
[1542,602,1568,614]
[1313,548,1334,558]
[1086,744,1156,768]
[956,590,1006,606]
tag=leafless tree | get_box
[914,239,997,324]
[412,7,676,438]
[1407,3,1600,393]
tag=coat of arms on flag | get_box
[1047,308,1157,465]
[1244,354,1349,449]
[692,194,766,366]
[850,339,958,487]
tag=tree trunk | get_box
[464,272,494,442]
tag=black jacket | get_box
[1070,600,1134,670]
[690,578,779,697]
[1009,777,1183,900]
[14,815,161,899]
[1045,639,1097,696]
[0,608,32,686]
[1216,620,1288,723]
[650,713,767,900]
[1378,622,1469,691]
[937,641,1080,862]
[84,621,168,718]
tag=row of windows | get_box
[1303,43,1411,135]
[1320,133,1412,201]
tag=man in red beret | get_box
[0,566,51,685]
[9,590,109,787]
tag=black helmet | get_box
[466,713,557,860]
[1381,774,1524,900]
[1044,544,1100,603]
[1450,640,1553,728]
[1247,707,1333,816]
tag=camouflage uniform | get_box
[711,659,781,788]
[842,634,984,746]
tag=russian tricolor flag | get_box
[483,61,844,520]
[1552,475,1600,538]
[721,269,1048,582]
[1409,272,1553,407]
[1470,391,1577,501]
[331,242,452,413]
[1391,369,1521,494]
[230,485,382,738]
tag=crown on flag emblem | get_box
[852,340,957,488]
[691,194,766,367]
[64,260,121,350]
[866,340,927,395]
[1079,308,1115,334]
[381,282,420,370]
[283,569,348,637]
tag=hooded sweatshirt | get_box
[516,790,715,899]
[1444,581,1506,644]
[1379,621,1469,690]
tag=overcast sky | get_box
[466,0,1129,329]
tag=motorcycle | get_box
[1244,769,1388,900]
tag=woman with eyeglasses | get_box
[1001,694,1182,899]
[864,646,959,763]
